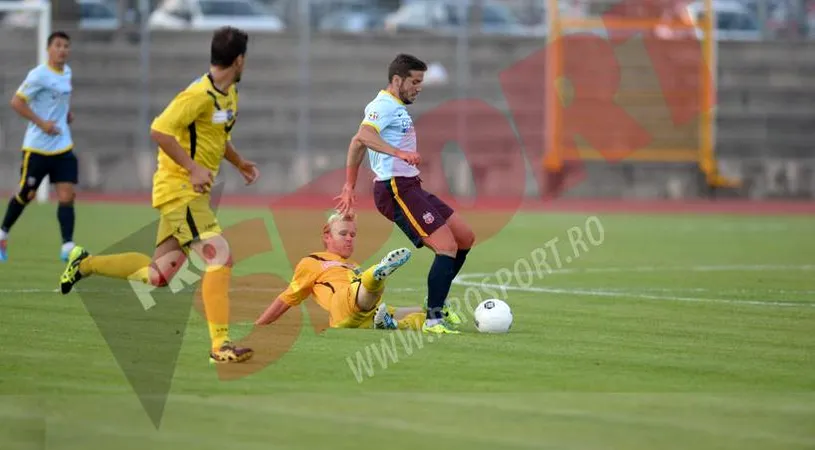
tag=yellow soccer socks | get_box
[397,312,425,330]
[361,265,385,293]
[201,265,232,351]
[79,253,152,282]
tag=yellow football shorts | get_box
[156,194,223,249]
[330,279,396,329]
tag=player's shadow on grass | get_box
[77,217,194,430]
[77,183,228,430]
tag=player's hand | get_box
[396,150,421,166]
[39,120,59,135]
[334,183,356,216]
[67,112,74,125]
[238,159,260,185]
[189,163,214,193]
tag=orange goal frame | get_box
[543,0,724,186]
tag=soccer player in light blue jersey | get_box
[1,31,78,262]
[336,54,476,335]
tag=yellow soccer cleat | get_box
[60,245,89,295]
[422,321,460,335]
[423,296,462,329]
[444,307,462,327]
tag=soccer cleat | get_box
[444,307,462,327]
[373,303,398,330]
[373,247,411,281]
[60,242,76,262]
[209,341,254,364]
[422,320,460,335]
[423,296,462,328]
[60,245,89,295]
[0,239,7,262]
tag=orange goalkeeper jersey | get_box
[279,252,361,311]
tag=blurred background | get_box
[0,0,813,201]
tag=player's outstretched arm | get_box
[336,133,367,214]
[256,258,317,326]
[225,141,259,185]
[255,297,292,325]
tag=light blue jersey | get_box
[15,64,73,154]
[360,90,420,181]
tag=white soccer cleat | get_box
[373,247,411,281]
[373,303,398,330]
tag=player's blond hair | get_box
[322,211,355,237]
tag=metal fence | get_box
[0,0,813,199]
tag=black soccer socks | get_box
[57,202,75,243]
[1,196,27,233]
[426,253,457,320]
[453,248,471,278]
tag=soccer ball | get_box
[473,299,513,333]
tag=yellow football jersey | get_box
[150,73,238,208]
[279,252,361,311]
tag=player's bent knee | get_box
[57,192,75,203]
[148,264,169,287]
[426,226,458,255]
[459,229,476,249]
[24,190,36,202]
[198,234,233,268]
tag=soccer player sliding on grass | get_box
[58,27,259,365]
[255,212,426,331]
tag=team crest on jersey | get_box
[401,118,411,133]
[212,109,233,124]
[423,212,435,225]
[368,111,379,121]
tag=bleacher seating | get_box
[0,28,813,198]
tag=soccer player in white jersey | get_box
[336,54,476,335]
[1,31,77,262]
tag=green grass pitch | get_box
[1,201,813,450]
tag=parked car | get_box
[383,0,537,36]
[317,2,389,33]
[2,0,119,30]
[685,0,762,40]
[149,0,285,31]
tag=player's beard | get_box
[400,88,413,105]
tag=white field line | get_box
[3,265,814,308]
[452,265,815,309]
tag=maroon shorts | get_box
[373,176,454,248]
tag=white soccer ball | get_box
[474,299,513,333]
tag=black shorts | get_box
[17,150,78,197]
[373,176,454,248]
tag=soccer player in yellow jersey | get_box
[58,27,258,364]
[255,212,426,331]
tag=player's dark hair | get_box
[210,26,249,67]
[47,31,70,47]
[388,54,427,84]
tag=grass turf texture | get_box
[1,201,813,449]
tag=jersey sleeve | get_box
[360,101,395,134]
[15,70,42,103]
[278,258,320,307]
[150,89,209,136]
